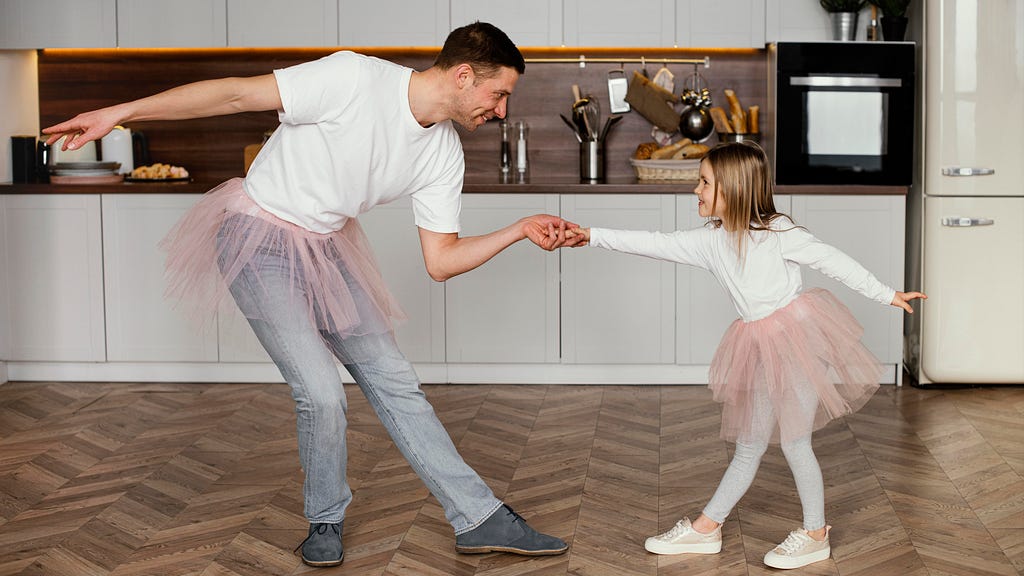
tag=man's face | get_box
[451,66,519,131]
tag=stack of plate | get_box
[49,161,124,185]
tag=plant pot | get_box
[829,12,859,41]
[880,15,909,41]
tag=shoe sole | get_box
[644,540,722,555]
[455,544,568,556]
[764,547,830,569]
[301,552,344,567]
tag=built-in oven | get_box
[768,42,915,186]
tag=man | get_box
[44,22,580,568]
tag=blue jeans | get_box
[222,224,502,534]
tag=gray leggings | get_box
[702,388,826,531]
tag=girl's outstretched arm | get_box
[891,291,927,313]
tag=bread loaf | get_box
[724,89,746,129]
[671,143,710,160]
[633,142,660,160]
[747,105,760,134]
[650,137,693,160]
[710,107,732,133]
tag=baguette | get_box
[671,142,711,160]
[747,105,760,134]
[710,107,732,133]
[650,137,693,160]
[724,89,746,131]
[730,112,746,134]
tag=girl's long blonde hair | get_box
[703,142,793,258]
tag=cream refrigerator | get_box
[906,0,1024,384]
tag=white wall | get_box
[0,50,39,183]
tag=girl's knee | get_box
[780,436,814,459]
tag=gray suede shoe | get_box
[455,504,568,556]
[295,522,344,567]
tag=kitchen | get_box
[0,1,1022,575]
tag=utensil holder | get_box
[580,141,605,182]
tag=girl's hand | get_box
[891,291,927,314]
[565,227,590,246]
[42,105,123,150]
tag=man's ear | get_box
[453,63,475,89]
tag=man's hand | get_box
[520,214,586,251]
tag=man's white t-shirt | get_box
[243,51,465,234]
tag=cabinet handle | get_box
[941,217,995,227]
[942,167,995,176]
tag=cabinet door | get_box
[766,0,870,42]
[0,0,116,48]
[358,198,446,363]
[445,194,560,363]
[450,0,563,46]
[118,0,227,48]
[677,0,765,48]
[675,195,790,364]
[103,194,218,362]
[790,195,905,364]
[339,0,449,46]
[561,194,676,364]
[0,195,105,361]
[227,0,338,47]
[564,0,675,47]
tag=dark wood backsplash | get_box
[39,47,766,185]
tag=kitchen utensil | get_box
[101,126,134,174]
[560,113,583,143]
[717,132,761,144]
[680,107,714,141]
[599,115,623,142]
[608,69,630,114]
[580,140,604,182]
[582,95,600,141]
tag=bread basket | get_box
[630,158,701,181]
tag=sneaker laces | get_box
[293,522,341,554]
[776,530,813,555]
[659,519,692,540]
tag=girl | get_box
[568,142,925,570]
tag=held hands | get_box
[521,215,588,251]
[891,291,927,314]
[41,106,123,150]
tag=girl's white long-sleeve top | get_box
[589,219,896,322]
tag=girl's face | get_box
[694,159,726,219]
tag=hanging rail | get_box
[524,55,710,69]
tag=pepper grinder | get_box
[515,120,529,183]
[499,119,511,182]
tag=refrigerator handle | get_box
[942,167,996,176]
[941,217,995,227]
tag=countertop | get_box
[1,178,909,196]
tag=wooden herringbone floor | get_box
[0,381,1021,576]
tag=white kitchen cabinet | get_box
[0,195,105,361]
[561,194,676,364]
[564,0,676,47]
[765,0,871,42]
[102,194,218,362]
[338,0,449,46]
[227,0,338,47]
[675,195,791,364]
[358,197,446,364]
[0,0,116,48]
[678,0,766,48]
[118,0,227,48]
[450,0,563,46]
[445,194,560,363]
[790,195,905,364]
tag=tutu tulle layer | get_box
[709,288,882,445]
[160,178,405,336]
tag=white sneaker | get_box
[644,517,722,555]
[763,526,831,569]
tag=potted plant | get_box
[870,0,911,41]
[820,0,868,41]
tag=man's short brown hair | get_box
[434,21,525,79]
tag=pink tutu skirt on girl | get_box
[160,178,405,338]
[709,288,882,445]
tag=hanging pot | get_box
[679,107,714,141]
